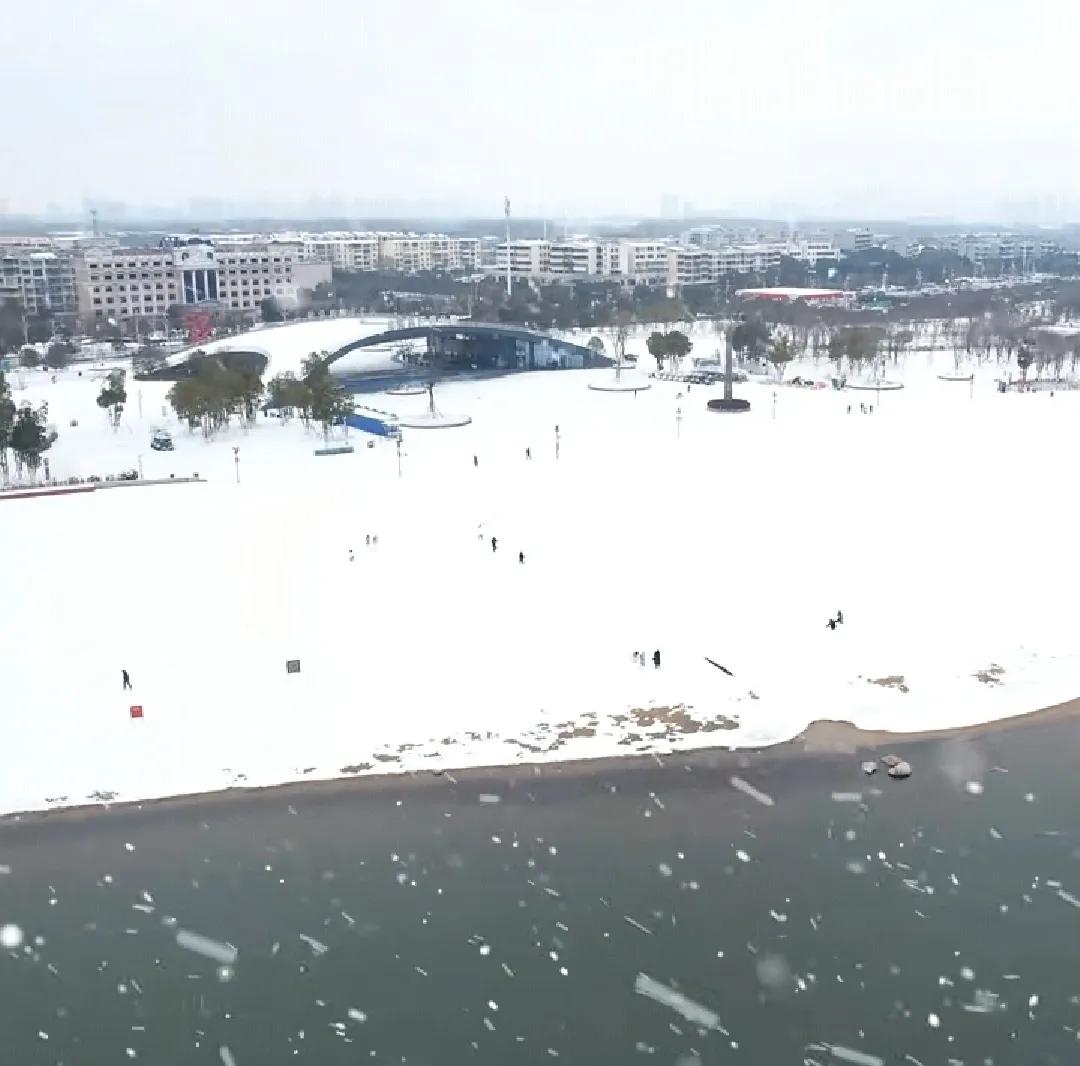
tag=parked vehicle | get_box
[150,431,174,452]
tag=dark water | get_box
[3,719,1080,1065]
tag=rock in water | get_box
[887,761,912,779]
[880,754,902,768]
[861,761,878,775]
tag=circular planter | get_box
[707,398,751,413]
[396,413,472,429]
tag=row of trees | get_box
[0,373,57,482]
[167,351,352,440]
[16,341,76,370]
[168,355,265,438]
[265,354,354,437]
[645,330,693,371]
[728,318,889,379]
[0,298,63,356]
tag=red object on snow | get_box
[129,705,143,719]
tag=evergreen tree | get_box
[266,372,310,421]
[302,355,352,438]
[9,402,57,478]
[1016,342,1034,382]
[646,331,668,371]
[664,329,693,369]
[19,347,41,369]
[45,341,74,370]
[731,318,769,361]
[96,369,128,429]
[0,299,25,355]
[0,372,16,481]
[767,334,794,381]
[260,297,284,322]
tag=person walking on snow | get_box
[525,447,531,460]
[473,455,479,468]
[122,669,132,691]
[348,549,355,562]
[518,551,524,564]
[836,609,844,625]
[652,649,661,669]
[491,536,498,553]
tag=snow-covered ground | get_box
[3,318,1079,815]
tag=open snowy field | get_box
[3,320,1079,815]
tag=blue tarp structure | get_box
[346,411,401,438]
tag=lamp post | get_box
[396,435,403,478]
[233,446,240,484]
[676,405,682,439]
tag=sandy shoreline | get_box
[4,694,1079,829]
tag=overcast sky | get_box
[4,0,1080,221]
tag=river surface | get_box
[3,718,1080,1065]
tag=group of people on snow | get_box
[486,534,525,564]
[347,535,380,562]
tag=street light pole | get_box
[233,446,240,484]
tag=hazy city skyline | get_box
[4,0,1080,224]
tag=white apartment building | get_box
[495,239,551,279]
[666,242,785,285]
[303,233,379,271]
[940,232,1056,265]
[376,233,480,272]
[547,240,602,276]
[0,248,79,318]
[75,239,331,322]
[835,227,875,253]
[666,246,717,285]
[495,237,674,284]
[616,240,671,280]
[787,238,840,266]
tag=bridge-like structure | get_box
[325,322,605,381]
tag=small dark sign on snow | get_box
[286,659,301,675]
